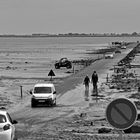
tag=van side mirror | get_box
[53,91,56,94]
[29,90,32,94]
[12,120,18,124]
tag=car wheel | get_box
[66,64,72,69]
[13,136,18,140]
[55,64,60,69]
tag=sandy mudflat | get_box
[3,42,140,139]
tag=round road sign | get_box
[106,98,137,130]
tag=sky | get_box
[0,0,140,34]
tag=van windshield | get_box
[34,87,52,93]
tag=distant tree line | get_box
[0,32,140,37]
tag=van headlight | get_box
[32,95,36,99]
[47,95,53,99]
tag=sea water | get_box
[0,37,139,78]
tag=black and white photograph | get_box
[0,0,140,139]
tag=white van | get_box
[30,83,56,107]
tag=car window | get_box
[34,87,52,93]
[61,59,66,62]
[6,113,13,123]
[0,114,6,123]
[61,58,67,62]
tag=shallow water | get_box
[0,37,139,110]
[0,37,139,78]
[0,37,139,61]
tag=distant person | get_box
[91,71,98,96]
[83,75,90,101]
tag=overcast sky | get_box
[0,0,140,34]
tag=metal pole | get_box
[73,66,74,73]
[106,73,109,83]
[20,86,23,98]
[118,130,123,140]
[50,76,52,81]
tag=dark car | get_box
[115,50,121,53]
[55,58,72,69]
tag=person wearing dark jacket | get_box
[83,75,90,100]
[91,71,98,96]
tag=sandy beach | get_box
[3,42,140,139]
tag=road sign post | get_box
[20,85,23,98]
[106,98,137,140]
[106,73,109,83]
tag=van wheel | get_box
[53,99,56,106]
[31,100,36,108]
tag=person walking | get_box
[83,75,90,101]
[91,71,98,96]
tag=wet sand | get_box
[5,42,140,139]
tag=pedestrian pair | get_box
[83,71,98,100]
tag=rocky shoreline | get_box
[108,43,140,92]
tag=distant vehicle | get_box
[121,45,126,49]
[112,42,122,46]
[115,50,121,53]
[0,108,18,140]
[55,58,72,69]
[30,83,57,107]
[105,53,114,59]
